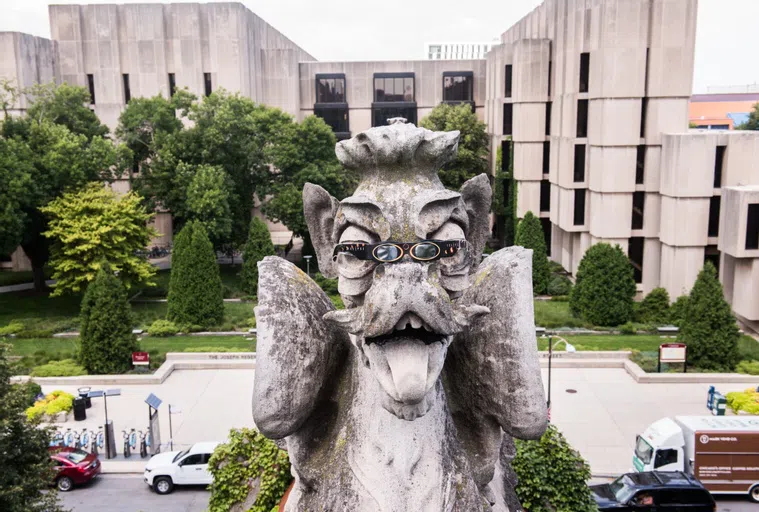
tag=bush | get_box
[547,273,572,296]
[208,428,292,512]
[79,268,139,374]
[183,346,251,353]
[726,389,759,415]
[240,218,276,296]
[512,424,596,512]
[146,319,179,337]
[0,321,24,336]
[678,262,740,371]
[15,329,54,339]
[619,322,637,335]
[30,359,87,377]
[168,221,224,328]
[637,287,670,325]
[669,295,689,327]
[26,390,76,420]
[739,336,759,361]
[569,243,636,327]
[313,273,338,296]
[736,360,759,376]
[14,381,43,407]
[515,211,550,295]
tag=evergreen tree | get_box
[569,243,636,326]
[241,218,275,296]
[669,295,690,327]
[637,287,671,325]
[679,262,740,371]
[167,221,224,328]
[0,344,64,512]
[515,211,550,295]
[78,268,138,375]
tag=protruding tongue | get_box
[381,338,430,403]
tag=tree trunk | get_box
[32,265,47,292]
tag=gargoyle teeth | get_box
[393,313,430,332]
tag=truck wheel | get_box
[154,476,174,495]
[750,484,759,503]
[56,476,74,492]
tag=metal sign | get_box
[145,393,162,410]
[660,343,687,363]
[87,390,104,398]
[132,351,150,366]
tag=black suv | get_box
[590,471,716,511]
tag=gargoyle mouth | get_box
[365,313,444,346]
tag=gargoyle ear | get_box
[460,173,492,263]
[303,183,340,278]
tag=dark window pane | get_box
[577,99,588,138]
[122,74,130,103]
[654,448,678,468]
[708,196,720,237]
[394,77,403,99]
[573,189,586,226]
[204,72,212,97]
[501,140,510,173]
[746,203,759,250]
[714,145,726,188]
[540,179,551,212]
[443,74,473,102]
[541,217,552,256]
[705,246,720,278]
[636,145,646,184]
[87,74,95,104]
[629,237,644,284]
[168,73,176,97]
[404,78,414,101]
[503,103,513,135]
[640,98,648,138]
[545,101,552,135]
[372,106,416,127]
[316,76,346,103]
[573,144,586,182]
[543,141,550,174]
[505,65,513,98]
[547,61,552,97]
[632,192,645,230]
[314,106,349,134]
[579,52,590,93]
[374,74,414,102]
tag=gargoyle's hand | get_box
[252,256,349,439]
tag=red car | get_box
[49,447,101,491]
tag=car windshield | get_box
[608,475,637,503]
[635,436,654,464]
[62,449,89,464]
[172,449,190,463]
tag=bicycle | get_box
[139,430,148,458]
[94,426,104,456]
[79,429,91,452]
[63,428,79,449]
[122,430,131,458]
[50,430,64,447]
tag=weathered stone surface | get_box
[252,121,547,511]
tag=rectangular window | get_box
[705,246,720,278]
[545,101,552,136]
[640,98,648,138]
[316,73,346,103]
[87,74,95,104]
[122,74,131,104]
[576,99,588,138]
[636,145,646,185]
[543,141,550,174]
[374,73,414,102]
[629,237,644,284]
[573,144,586,182]
[541,217,552,256]
[708,196,721,237]
[204,72,212,97]
[504,65,513,98]
[372,106,417,127]
[500,140,510,173]
[168,73,176,97]
[503,103,513,136]
[547,60,552,97]
[632,191,645,230]
[746,203,759,250]
[714,145,726,188]
[579,52,590,93]
[573,189,586,226]
[314,107,350,138]
[443,72,473,103]
[540,179,551,212]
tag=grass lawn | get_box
[137,265,250,299]
[533,300,588,329]
[0,270,35,287]
[537,335,664,352]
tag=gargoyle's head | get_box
[304,119,492,420]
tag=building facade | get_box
[689,91,759,130]
[425,42,496,60]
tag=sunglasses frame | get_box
[332,239,467,264]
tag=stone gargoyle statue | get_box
[253,119,547,511]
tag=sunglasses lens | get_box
[411,242,440,260]
[374,244,402,262]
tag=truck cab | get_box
[634,417,685,473]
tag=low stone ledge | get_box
[166,352,256,361]
[538,351,631,360]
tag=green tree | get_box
[41,183,156,296]
[78,268,138,374]
[493,140,517,247]
[570,243,636,326]
[167,221,224,328]
[679,262,740,371]
[515,211,550,294]
[735,102,759,130]
[24,82,109,141]
[0,344,64,512]
[512,424,595,512]
[419,103,489,190]
[241,217,276,295]
[0,137,33,255]
[669,295,690,327]
[636,287,671,325]
[185,164,233,248]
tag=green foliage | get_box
[637,287,671,325]
[736,360,759,376]
[735,102,759,131]
[146,319,179,337]
[738,335,759,361]
[25,390,75,420]
[14,381,42,407]
[184,164,233,248]
[208,428,292,512]
[24,82,109,141]
[669,295,689,327]
[241,218,275,295]
[79,268,138,374]
[313,272,339,296]
[183,346,251,353]
[41,183,156,295]
[570,243,636,327]
[0,137,34,254]
[0,344,64,512]
[726,388,759,415]
[15,329,53,339]
[168,221,224,328]
[493,140,517,246]
[513,424,596,512]
[547,274,573,296]
[419,103,489,190]
[0,321,24,336]
[619,322,637,335]
[678,262,740,371]
[515,211,550,294]
[30,359,87,377]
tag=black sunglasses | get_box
[332,239,467,263]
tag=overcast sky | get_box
[2,0,756,94]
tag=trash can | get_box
[78,387,92,408]
[73,397,87,421]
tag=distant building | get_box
[425,42,495,60]
[690,89,759,130]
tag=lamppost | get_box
[304,255,313,277]
[540,333,575,418]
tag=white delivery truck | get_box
[633,416,759,502]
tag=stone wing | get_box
[252,256,349,439]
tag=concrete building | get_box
[425,42,496,60]
[0,32,60,116]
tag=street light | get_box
[304,255,313,277]
[539,333,575,419]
